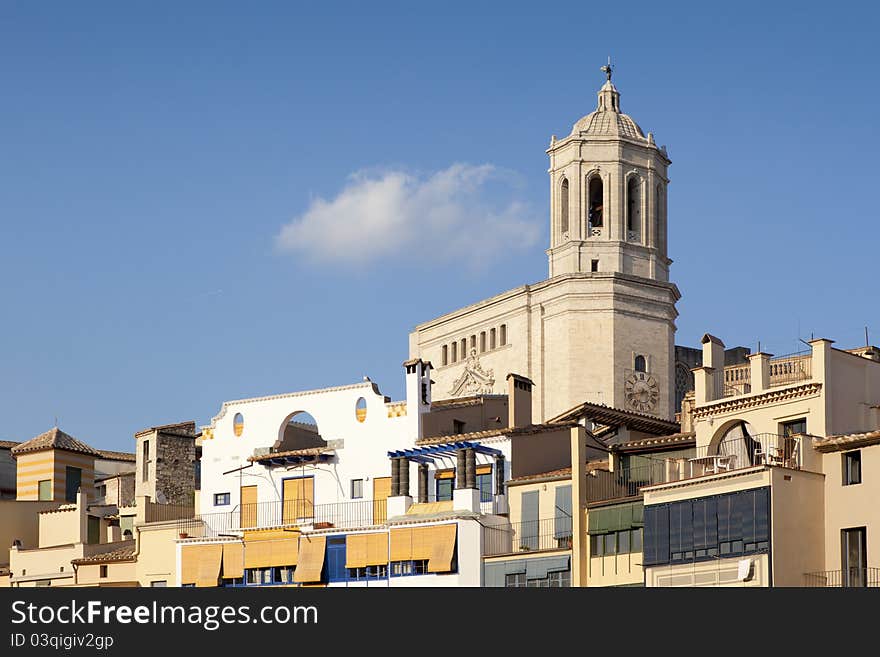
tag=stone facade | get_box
[410,71,682,421]
[134,422,197,507]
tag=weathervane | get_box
[600,56,613,82]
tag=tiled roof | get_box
[813,430,880,453]
[71,544,136,565]
[614,432,696,452]
[417,421,578,446]
[0,440,20,449]
[248,447,332,463]
[134,421,196,439]
[96,449,136,462]
[11,427,100,458]
[429,395,507,410]
[548,401,680,435]
[508,458,612,484]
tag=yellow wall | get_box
[135,523,182,587]
[507,477,571,525]
[16,450,95,502]
[76,561,138,586]
[769,467,825,586]
[9,543,82,587]
[823,444,880,573]
[588,551,643,586]
[0,500,60,563]
[38,508,83,548]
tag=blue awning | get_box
[387,440,502,464]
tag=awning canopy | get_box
[387,441,502,464]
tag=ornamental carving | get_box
[448,349,495,396]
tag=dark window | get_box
[505,572,526,587]
[634,355,647,373]
[480,332,486,353]
[65,467,82,503]
[781,418,807,436]
[99,565,108,578]
[843,451,862,486]
[631,528,643,553]
[590,534,603,557]
[603,533,616,555]
[436,477,453,501]
[627,177,640,233]
[351,479,364,499]
[142,440,150,482]
[842,527,867,587]
[499,325,507,347]
[588,177,603,228]
[618,529,631,554]
[490,329,496,350]
[441,345,448,366]
[591,259,599,272]
[548,570,570,587]
[453,420,466,434]
[560,178,569,234]
[150,580,167,587]
[214,493,230,506]
[451,342,457,362]
[476,472,492,502]
[87,516,100,545]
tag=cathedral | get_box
[409,66,688,422]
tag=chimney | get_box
[107,520,121,543]
[403,359,433,439]
[506,373,534,428]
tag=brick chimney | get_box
[506,373,534,428]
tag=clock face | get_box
[624,371,660,413]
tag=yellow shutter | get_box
[240,486,258,529]
[244,536,299,569]
[345,533,369,568]
[373,477,391,524]
[283,478,315,523]
[435,469,455,479]
[366,532,389,567]
[427,524,457,573]
[222,543,244,579]
[476,465,492,475]
[410,526,433,561]
[194,544,223,587]
[293,536,326,583]
[180,546,199,585]
[390,528,412,562]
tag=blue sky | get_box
[1,1,878,451]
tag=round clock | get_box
[625,371,660,413]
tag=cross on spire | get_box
[600,56,613,82]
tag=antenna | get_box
[866,326,870,347]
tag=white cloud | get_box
[275,163,541,267]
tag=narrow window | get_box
[451,342,457,362]
[627,177,640,234]
[843,451,862,486]
[476,470,493,502]
[351,479,364,499]
[591,259,599,272]
[634,355,647,373]
[499,324,507,346]
[65,466,82,503]
[142,440,150,482]
[588,177,603,228]
[441,345,448,366]
[38,480,52,501]
[460,338,467,358]
[100,565,108,579]
[655,184,662,246]
[490,328,496,350]
[453,419,466,434]
[470,335,476,351]
[842,527,867,587]
[480,331,486,353]
[436,476,454,501]
[560,177,569,234]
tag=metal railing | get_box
[587,461,672,504]
[804,568,880,587]
[687,433,801,476]
[177,498,387,538]
[483,517,573,557]
[769,352,811,387]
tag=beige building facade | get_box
[410,70,680,423]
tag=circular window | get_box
[355,398,367,423]
[233,413,244,437]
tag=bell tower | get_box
[547,62,671,282]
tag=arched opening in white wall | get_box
[710,420,767,470]
[355,398,367,423]
[233,412,244,437]
[275,411,326,452]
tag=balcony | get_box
[686,433,802,476]
[177,498,387,538]
[587,461,672,504]
[718,352,812,399]
[483,517,572,557]
[804,568,880,587]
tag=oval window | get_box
[233,413,244,437]
[355,398,367,423]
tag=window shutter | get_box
[554,485,572,539]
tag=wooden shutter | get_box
[240,486,257,529]
[427,524,457,573]
[293,536,326,583]
[373,477,391,524]
[222,543,244,579]
[283,478,314,524]
[390,528,412,562]
[181,544,222,587]
[345,533,369,569]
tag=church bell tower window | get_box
[588,177,603,231]
[560,178,569,235]
[627,177,640,239]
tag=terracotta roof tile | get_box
[96,449,136,462]
[248,447,332,463]
[549,400,680,435]
[813,430,880,453]
[11,427,100,458]
[0,440,20,449]
[614,432,696,451]
[70,544,136,565]
[417,421,578,446]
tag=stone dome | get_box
[570,80,648,142]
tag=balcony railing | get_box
[687,433,801,476]
[587,461,673,504]
[177,498,387,538]
[143,502,196,524]
[804,568,880,587]
[718,352,812,399]
[483,517,572,557]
